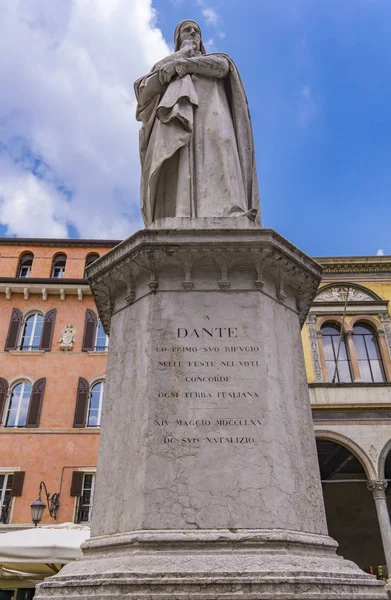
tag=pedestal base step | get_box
[36,529,387,599]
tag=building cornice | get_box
[0,280,91,300]
[315,256,391,274]
[0,237,120,248]
[0,277,88,285]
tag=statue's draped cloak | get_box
[135,53,260,226]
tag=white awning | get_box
[0,523,90,588]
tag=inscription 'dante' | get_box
[177,327,238,338]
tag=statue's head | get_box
[174,20,206,54]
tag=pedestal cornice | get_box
[87,228,322,333]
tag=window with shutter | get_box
[4,308,23,351]
[0,379,8,426]
[5,381,32,427]
[82,309,98,351]
[26,378,46,428]
[39,309,56,351]
[87,381,105,427]
[0,474,14,524]
[75,474,96,524]
[95,321,109,352]
[20,313,44,351]
[73,378,90,427]
[70,471,84,496]
[11,471,25,496]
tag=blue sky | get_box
[0,0,390,257]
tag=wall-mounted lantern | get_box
[30,481,60,526]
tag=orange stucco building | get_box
[0,238,118,528]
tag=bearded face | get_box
[179,21,202,51]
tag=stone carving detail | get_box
[314,286,374,303]
[59,324,76,351]
[368,444,378,463]
[306,314,323,382]
[379,313,391,359]
[367,480,388,499]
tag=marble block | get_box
[36,228,387,599]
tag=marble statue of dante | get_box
[134,20,260,226]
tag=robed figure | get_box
[135,20,260,226]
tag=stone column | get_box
[367,480,391,588]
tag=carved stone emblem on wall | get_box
[368,444,378,463]
[306,314,323,382]
[314,286,374,303]
[59,324,76,351]
[379,313,391,359]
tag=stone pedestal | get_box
[36,228,387,599]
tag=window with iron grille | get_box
[75,474,95,524]
[0,474,13,524]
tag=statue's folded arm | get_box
[174,55,229,79]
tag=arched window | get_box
[321,323,352,382]
[17,253,33,278]
[95,321,109,352]
[84,253,99,278]
[20,313,44,351]
[353,323,385,382]
[51,254,67,278]
[87,381,104,427]
[5,381,32,427]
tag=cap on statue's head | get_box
[174,19,206,54]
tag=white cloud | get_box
[376,249,385,256]
[0,0,170,238]
[204,38,216,52]
[299,84,319,127]
[0,156,70,238]
[202,8,219,26]
[195,0,225,40]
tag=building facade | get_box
[0,239,118,533]
[302,255,391,579]
[0,240,390,593]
